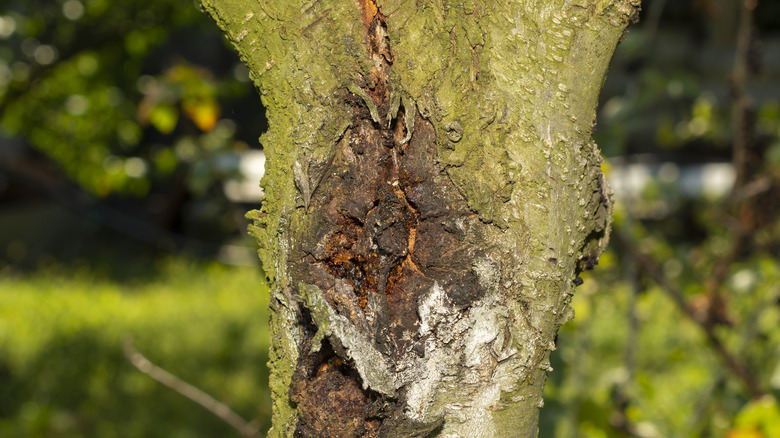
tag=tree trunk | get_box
[198,0,638,436]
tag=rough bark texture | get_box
[198,0,638,436]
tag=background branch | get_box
[122,336,260,438]
[613,230,764,399]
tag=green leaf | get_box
[734,396,780,438]
[148,103,178,134]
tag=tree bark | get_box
[198,0,638,436]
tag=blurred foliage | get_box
[0,259,271,437]
[543,247,780,437]
[594,0,780,160]
[729,396,780,438]
[0,0,263,198]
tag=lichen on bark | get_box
[198,0,639,436]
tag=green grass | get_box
[0,258,271,437]
[4,253,778,437]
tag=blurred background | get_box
[0,0,779,436]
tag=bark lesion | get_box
[289,89,497,433]
[286,2,506,435]
[195,0,638,434]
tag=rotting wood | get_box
[287,1,492,435]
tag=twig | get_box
[611,251,642,437]
[642,0,668,51]
[691,283,780,433]
[122,336,260,438]
[613,231,764,399]
[730,0,757,191]
[699,0,761,341]
[610,168,643,437]
[699,0,760,314]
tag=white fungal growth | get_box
[300,284,397,396]
[418,282,450,337]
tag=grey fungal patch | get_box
[298,283,397,396]
[444,121,463,142]
[399,96,416,145]
[348,83,380,124]
[292,158,311,208]
[473,257,500,293]
[418,282,453,337]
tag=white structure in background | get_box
[223,149,265,202]
[609,159,735,199]
[223,151,737,215]
[218,149,266,266]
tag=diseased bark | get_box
[198,0,639,436]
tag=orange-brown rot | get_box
[315,356,344,377]
[358,0,379,27]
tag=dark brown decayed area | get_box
[290,335,382,438]
[287,1,490,435]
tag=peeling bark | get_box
[198,0,639,436]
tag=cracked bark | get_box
[198,0,639,436]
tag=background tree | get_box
[199,0,638,436]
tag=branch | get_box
[610,251,642,437]
[690,282,780,433]
[702,0,761,331]
[122,336,260,438]
[730,0,758,191]
[613,231,764,399]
